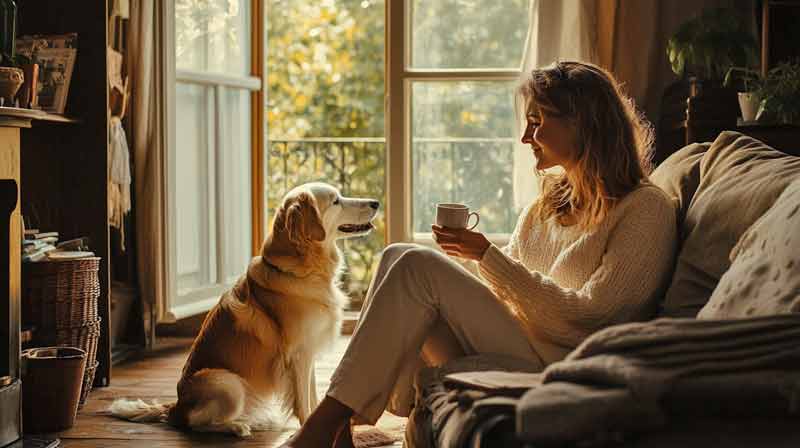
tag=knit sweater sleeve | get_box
[478,188,677,347]
[500,202,533,259]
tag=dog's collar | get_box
[262,258,287,275]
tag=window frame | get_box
[160,0,265,323]
[385,0,525,245]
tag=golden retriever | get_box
[110,182,379,436]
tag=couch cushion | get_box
[650,141,708,224]
[698,178,800,319]
[655,131,800,317]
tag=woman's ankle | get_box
[333,422,355,448]
[290,396,354,448]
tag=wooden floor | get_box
[54,337,406,447]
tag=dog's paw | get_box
[230,422,252,437]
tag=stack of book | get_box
[22,230,58,262]
[22,231,94,262]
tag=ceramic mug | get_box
[435,203,480,230]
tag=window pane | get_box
[267,0,386,310]
[412,81,517,234]
[410,0,530,69]
[176,0,250,75]
[219,88,252,285]
[176,83,216,294]
[266,0,385,139]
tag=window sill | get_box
[412,232,510,247]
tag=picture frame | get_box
[15,33,78,114]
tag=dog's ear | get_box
[284,192,326,244]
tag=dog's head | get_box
[262,183,379,272]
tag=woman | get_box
[282,61,677,448]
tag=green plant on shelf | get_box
[0,52,29,68]
[758,60,800,125]
[723,66,763,93]
[667,7,758,81]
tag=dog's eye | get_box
[333,198,340,205]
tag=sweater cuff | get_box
[479,244,508,279]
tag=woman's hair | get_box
[517,61,654,229]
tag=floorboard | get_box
[48,337,405,447]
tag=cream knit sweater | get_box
[478,183,678,365]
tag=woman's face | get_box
[521,102,577,171]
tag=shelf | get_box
[0,107,81,125]
[34,113,81,124]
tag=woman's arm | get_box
[478,193,677,347]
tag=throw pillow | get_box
[698,178,800,318]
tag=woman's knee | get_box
[379,243,422,267]
[394,246,445,271]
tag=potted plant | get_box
[723,66,763,122]
[757,60,800,125]
[667,7,759,82]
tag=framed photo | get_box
[16,33,78,114]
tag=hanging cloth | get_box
[108,116,132,250]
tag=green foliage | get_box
[267,0,385,139]
[758,60,800,125]
[666,7,758,80]
[0,52,29,68]
[723,66,762,93]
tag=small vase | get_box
[737,92,761,123]
[18,63,37,108]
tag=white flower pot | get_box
[738,92,761,122]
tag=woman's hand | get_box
[432,225,491,261]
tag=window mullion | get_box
[213,84,226,285]
[386,0,409,243]
[401,70,522,81]
[206,84,218,286]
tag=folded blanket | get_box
[517,314,800,443]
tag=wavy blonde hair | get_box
[518,61,654,229]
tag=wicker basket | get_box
[23,257,101,329]
[78,360,99,407]
[23,257,102,406]
[40,318,101,368]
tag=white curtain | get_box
[513,0,598,209]
[128,0,165,348]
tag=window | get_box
[266,0,385,309]
[163,0,263,320]
[387,0,532,243]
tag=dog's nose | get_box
[369,200,380,210]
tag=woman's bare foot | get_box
[278,396,354,448]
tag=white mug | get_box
[435,203,480,230]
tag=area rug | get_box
[352,413,406,447]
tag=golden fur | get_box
[110,183,378,437]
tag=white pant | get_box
[327,243,544,424]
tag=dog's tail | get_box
[109,398,175,423]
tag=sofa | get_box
[405,131,800,447]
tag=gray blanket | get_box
[517,314,800,444]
